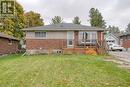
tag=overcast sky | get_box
[17,0,130,30]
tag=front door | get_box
[67,31,74,48]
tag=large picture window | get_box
[79,32,97,44]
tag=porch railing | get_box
[62,39,109,55]
[62,39,108,48]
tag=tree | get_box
[126,23,130,32]
[12,2,26,38]
[73,16,81,24]
[25,11,44,27]
[0,2,44,38]
[51,16,63,24]
[2,18,15,35]
[120,30,125,34]
[107,25,120,34]
[0,1,26,38]
[89,8,106,28]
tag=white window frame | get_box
[35,32,46,38]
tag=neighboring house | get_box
[119,32,130,51]
[23,23,107,54]
[0,33,19,55]
[105,33,120,46]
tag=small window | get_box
[8,39,12,45]
[35,32,46,38]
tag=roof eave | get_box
[22,29,105,31]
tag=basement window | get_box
[35,32,46,38]
[8,39,12,45]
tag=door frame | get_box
[67,31,74,48]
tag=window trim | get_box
[35,32,47,38]
[79,31,97,43]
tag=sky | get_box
[17,0,130,31]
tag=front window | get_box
[35,32,46,38]
[79,32,97,44]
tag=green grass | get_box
[0,54,130,87]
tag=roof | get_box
[0,33,19,41]
[22,23,105,31]
[119,32,130,37]
[105,33,119,40]
[105,32,123,38]
[110,33,121,38]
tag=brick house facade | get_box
[0,33,19,55]
[119,33,130,50]
[23,23,106,54]
[26,32,103,49]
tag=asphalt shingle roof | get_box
[0,33,19,40]
[22,23,105,31]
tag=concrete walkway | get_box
[104,51,130,70]
[109,51,130,62]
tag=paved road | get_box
[109,51,130,62]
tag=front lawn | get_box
[0,54,130,87]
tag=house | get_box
[119,32,130,51]
[105,33,120,46]
[23,23,107,54]
[0,33,19,55]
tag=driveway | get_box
[109,51,130,62]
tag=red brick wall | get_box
[0,37,19,55]
[122,40,130,48]
[26,39,67,50]
[120,35,130,48]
